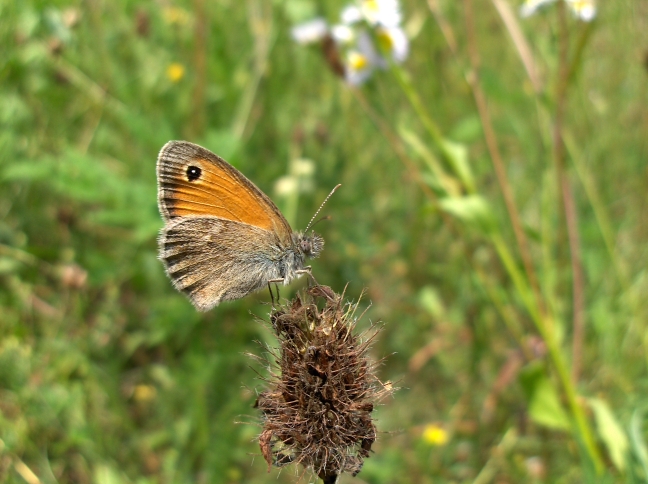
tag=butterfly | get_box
[156,141,336,311]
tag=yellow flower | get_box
[166,63,185,83]
[422,424,449,446]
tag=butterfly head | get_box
[294,231,324,259]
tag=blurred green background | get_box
[1,0,647,482]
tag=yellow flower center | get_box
[348,51,369,71]
[569,0,590,11]
[377,29,394,52]
[363,0,380,14]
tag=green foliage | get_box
[0,0,647,483]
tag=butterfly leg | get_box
[267,278,284,305]
[266,281,276,305]
[296,266,319,287]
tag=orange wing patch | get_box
[157,141,291,236]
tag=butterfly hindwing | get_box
[159,217,284,311]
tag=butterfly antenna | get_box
[309,215,331,230]
[305,184,341,232]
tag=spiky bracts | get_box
[255,285,392,483]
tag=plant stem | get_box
[463,0,602,472]
[552,1,585,386]
[190,0,207,138]
[462,0,544,319]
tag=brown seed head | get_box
[255,285,392,482]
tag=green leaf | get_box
[439,195,495,233]
[0,257,21,275]
[2,160,53,181]
[520,363,571,431]
[630,407,648,479]
[281,0,317,22]
[440,138,475,193]
[528,376,571,430]
[94,464,128,484]
[398,125,460,197]
[588,398,629,471]
[450,115,483,143]
[417,286,445,319]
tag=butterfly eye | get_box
[186,165,202,182]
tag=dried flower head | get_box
[255,285,392,483]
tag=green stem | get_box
[490,236,602,471]
[390,64,476,193]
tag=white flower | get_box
[376,26,409,63]
[291,158,315,177]
[567,0,596,21]
[274,175,299,197]
[360,0,402,27]
[291,0,409,86]
[520,0,596,22]
[341,5,363,24]
[520,0,555,17]
[291,17,329,45]
[331,24,355,44]
[345,50,374,85]
[344,31,381,85]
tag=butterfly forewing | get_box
[157,141,292,240]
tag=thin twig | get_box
[563,173,584,382]
[426,0,458,56]
[490,0,542,93]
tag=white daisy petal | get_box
[341,5,363,24]
[331,24,355,44]
[361,0,402,27]
[519,0,556,17]
[567,0,596,21]
[357,30,383,67]
[291,17,329,45]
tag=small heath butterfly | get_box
[156,141,337,311]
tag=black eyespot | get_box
[186,165,201,182]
